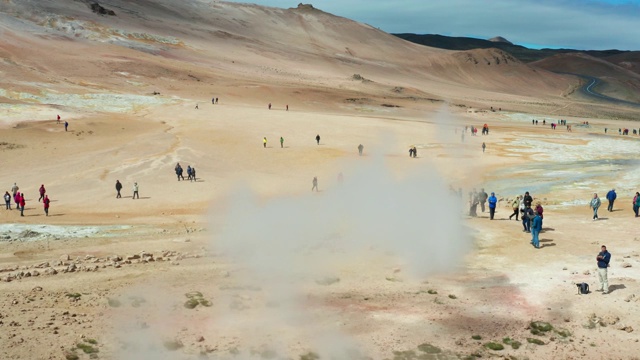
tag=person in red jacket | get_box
[38,184,46,202]
[19,193,25,217]
[43,195,50,216]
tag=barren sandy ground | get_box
[2,1,640,360]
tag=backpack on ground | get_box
[577,282,589,294]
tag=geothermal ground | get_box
[1,1,640,360]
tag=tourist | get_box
[312,177,318,192]
[523,191,533,208]
[268,103,271,110]
[535,202,544,227]
[187,165,193,181]
[358,144,364,156]
[64,121,68,132]
[508,195,520,220]
[531,210,542,249]
[38,184,46,202]
[4,191,11,210]
[115,180,122,198]
[191,167,196,181]
[522,206,534,233]
[315,134,321,145]
[263,137,267,148]
[19,193,25,217]
[482,142,486,153]
[590,193,601,220]
[14,191,20,210]
[132,182,139,199]
[479,189,488,213]
[633,192,640,217]
[11,182,19,197]
[596,245,611,294]
[488,192,497,220]
[606,189,617,212]
[280,136,284,148]
[43,195,50,216]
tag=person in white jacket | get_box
[132,182,139,199]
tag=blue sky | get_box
[226,0,640,50]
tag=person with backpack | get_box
[596,245,611,294]
[487,192,497,220]
[38,184,46,202]
[590,193,601,220]
[4,191,11,210]
[606,189,617,212]
[531,210,542,249]
[115,180,123,198]
[43,195,50,216]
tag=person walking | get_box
[14,191,20,210]
[115,180,123,198]
[64,121,69,132]
[590,193,601,220]
[43,195,50,216]
[531,210,542,248]
[358,144,364,156]
[522,206,533,233]
[596,245,611,294]
[535,202,544,227]
[509,196,520,220]
[411,146,417,158]
[478,189,488,213]
[11,182,19,197]
[268,103,271,110]
[311,177,318,192]
[634,192,640,217]
[280,137,284,148]
[482,142,486,153]
[187,165,193,181]
[191,167,196,181]
[38,184,46,202]
[315,134,321,145]
[132,182,139,199]
[488,192,497,220]
[4,191,11,210]
[263,137,267,148]
[606,189,617,212]
[19,193,25,217]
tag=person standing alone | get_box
[590,193,601,220]
[4,191,11,210]
[115,180,123,198]
[596,245,611,294]
[19,193,25,217]
[634,192,640,217]
[606,189,617,212]
[280,137,284,148]
[488,192,497,220]
[358,144,364,156]
[312,177,318,192]
[263,137,267,148]
[132,182,139,199]
[315,134,321,145]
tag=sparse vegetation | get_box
[427,289,438,295]
[85,338,98,345]
[530,321,553,335]
[66,293,82,299]
[300,351,320,360]
[484,342,504,351]
[526,338,545,345]
[76,343,99,354]
[184,291,212,309]
[163,339,184,351]
[417,343,441,354]
[448,294,457,299]
[471,335,482,340]
[503,337,521,349]
[554,328,572,338]
[65,352,79,360]
[107,298,121,307]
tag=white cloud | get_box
[226,0,640,50]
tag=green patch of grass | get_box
[583,320,597,329]
[448,294,457,299]
[503,338,521,350]
[185,291,203,298]
[417,343,441,354]
[107,298,121,307]
[530,321,553,333]
[76,343,99,354]
[554,328,572,338]
[471,335,482,340]
[84,338,98,345]
[184,298,199,309]
[427,289,438,295]
[300,351,320,360]
[163,340,184,351]
[66,293,82,299]
[433,297,444,305]
[526,338,545,345]
[65,352,79,360]
[590,343,596,347]
[484,342,504,351]
[392,350,416,359]
[199,299,213,307]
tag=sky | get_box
[225,0,640,50]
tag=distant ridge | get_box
[393,33,630,63]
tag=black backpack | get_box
[577,283,589,294]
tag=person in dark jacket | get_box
[531,211,542,248]
[4,191,11,210]
[606,189,617,212]
[523,192,533,208]
[488,192,497,220]
[315,134,321,145]
[115,180,123,198]
[522,206,534,233]
[596,245,611,294]
[479,189,488,212]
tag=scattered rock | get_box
[196,336,205,342]
[583,270,591,275]
[622,263,632,268]
[60,254,70,261]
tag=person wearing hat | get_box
[488,191,498,220]
[606,189,617,212]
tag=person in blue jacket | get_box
[606,189,617,212]
[531,211,542,249]
[488,192,498,220]
[596,245,611,294]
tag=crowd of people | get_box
[3,183,50,217]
